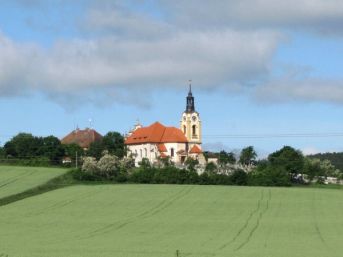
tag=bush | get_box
[230,169,248,185]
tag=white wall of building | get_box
[127,142,188,166]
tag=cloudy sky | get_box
[1,0,343,156]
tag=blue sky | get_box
[1,0,343,157]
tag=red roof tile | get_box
[61,128,103,149]
[125,122,188,145]
[157,143,167,152]
[189,145,202,154]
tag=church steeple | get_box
[186,81,195,113]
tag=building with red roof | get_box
[61,128,103,150]
[125,85,204,166]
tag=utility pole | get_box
[75,151,78,169]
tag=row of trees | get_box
[0,132,125,166]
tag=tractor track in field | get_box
[0,170,36,190]
[235,189,271,251]
[217,189,272,252]
[311,190,328,249]
[25,188,102,217]
[217,189,265,251]
[264,191,283,248]
[79,186,194,240]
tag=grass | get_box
[0,166,69,199]
[1,180,343,257]
[1,166,343,257]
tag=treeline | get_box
[76,154,249,186]
[308,152,343,171]
[77,145,343,187]
[0,132,125,166]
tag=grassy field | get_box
[1,179,343,257]
[0,166,68,198]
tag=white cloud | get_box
[0,29,281,107]
[302,146,321,155]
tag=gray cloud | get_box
[255,77,343,104]
[160,0,343,34]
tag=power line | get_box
[203,132,343,139]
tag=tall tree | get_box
[218,150,236,166]
[102,132,125,158]
[4,133,42,158]
[40,136,65,164]
[63,143,84,159]
[268,146,304,175]
[239,146,257,165]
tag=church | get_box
[125,85,204,166]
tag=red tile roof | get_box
[125,122,188,145]
[61,128,103,149]
[189,145,202,154]
[157,143,167,152]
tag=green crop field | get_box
[0,166,68,198]
[1,179,343,257]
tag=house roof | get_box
[157,143,167,152]
[125,122,188,145]
[189,145,202,154]
[61,128,103,149]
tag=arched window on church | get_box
[171,148,174,157]
[144,148,147,157]
[140,149,142,158]
[183,125,186,134]
[192,125,196,136]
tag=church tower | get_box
[180,82,202,148]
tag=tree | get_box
[303,158,322,182]
[268,146,304,176]
[218,151,236,166]
[185,158,199,172]
[88,141,105,159]
[87,131,125,159]
[205,162,217,173]
[102,132,126,158]
[63,143,84,159]
[239,146,257,165]
[39,136,65,164]
[230,169,248,185]
[4,133,42,158]
[97,154,119,179]
[0,146,5,158]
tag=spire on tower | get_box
[188,80,192,95]
[185,81,195,113]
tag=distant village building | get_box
[61,128,103,150]
[125,85,205,166]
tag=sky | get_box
[1,0,343,157]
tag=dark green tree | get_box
[88,141,105,159]
[40,136,65,164]
[218,151,236,166]
[4,133,42,158]
[0,146,4,158]
[62,143,84,159]
[268,146,304,176]
[205,162,217,173]
[185,158,199,172]
[102,132,125,158]
[239,146,257,165]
